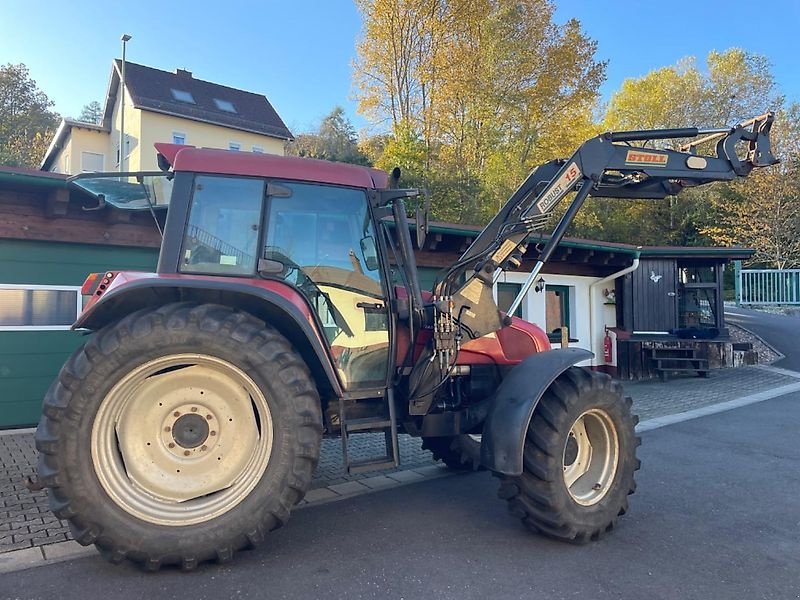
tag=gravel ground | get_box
[728,322,782,364]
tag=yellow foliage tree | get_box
[354,0,605,223]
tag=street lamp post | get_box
[119,34,132,173]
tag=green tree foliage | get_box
[77,100,103,124]
[354,0,604,224]
[287,107,371,165]
[0,63,60,168]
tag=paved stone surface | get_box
[1,365,796,556]
[621,365,799,421]
[311,434,435,489]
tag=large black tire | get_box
[35,303,323,570]
[497,367,640,543]
[422,435,482,471]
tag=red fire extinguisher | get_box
[603,329,613,363]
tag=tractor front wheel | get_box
[35,303,323,570]
[497,367,639,543]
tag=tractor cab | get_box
[70,147,408,394]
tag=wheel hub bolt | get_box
[164,426,171,432]
[173,411,180,417]
[210,431,216,436]
[168,442,175,448]
[184,450,191,456]
[201,445,207,451]
[191,407,197,412]
[206,414,213,420]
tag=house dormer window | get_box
[171,89,195,103]
[214,99,237,113]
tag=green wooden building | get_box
[0,167,161,427]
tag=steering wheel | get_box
[261,248,353,337]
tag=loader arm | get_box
[408,112,776,413]
[443,112,776,334]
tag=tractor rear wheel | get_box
[497,367,639,543]
[422,435,482,471]
[35,303,323,570]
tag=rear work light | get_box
[81,272,117,297]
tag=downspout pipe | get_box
[589,255,640,366]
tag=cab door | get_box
[263,181,390,391]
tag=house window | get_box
[214,99,237,113]
[252,145,264,154]
[0,285,81,331]
[171,89,195,103]
[496,283,523,318]
[172,132,186,145]
[229,142,241,151]
[545,285,572,339]
[81,151,104,173]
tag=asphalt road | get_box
[726,306,800,371]
[3,393,799,600]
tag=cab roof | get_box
[155,143,389,189]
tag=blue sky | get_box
[1,0,797,136]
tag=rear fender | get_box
[479,348,593,475]
[75,276,343,398]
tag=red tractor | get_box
[34,114,775,570]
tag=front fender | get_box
[479,348,593,475]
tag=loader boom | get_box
[407,112,777,412]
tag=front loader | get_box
[33,113,776,569]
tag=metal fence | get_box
[737,267,800,305]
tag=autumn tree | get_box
[287,107,371,165]
[0,63,60,168]
[701,104,800,268]
[571,49,783,246]
[354,0,604,223]
[77,100,103,124]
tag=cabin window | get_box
[170,89,195,103]
[0,285,81,330]
[214,99,237,113]
[545,284,573,340]
[80,151,104,173]
[181,176,265,276]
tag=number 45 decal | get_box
[564,162,580,182]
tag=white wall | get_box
[494,272,619,368]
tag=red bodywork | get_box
[155,143,389,189]
[83,273,550,372]
[79,271,330,349]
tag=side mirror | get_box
[415,190,430,249]
[360,236,380,271]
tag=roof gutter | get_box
[0,170,68,189]
[588,254,640,366]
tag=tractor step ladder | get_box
[339,390,399,474]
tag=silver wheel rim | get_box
[562,408,619,506]
[91,353,273,526]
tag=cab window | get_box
[181,176,264,275]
